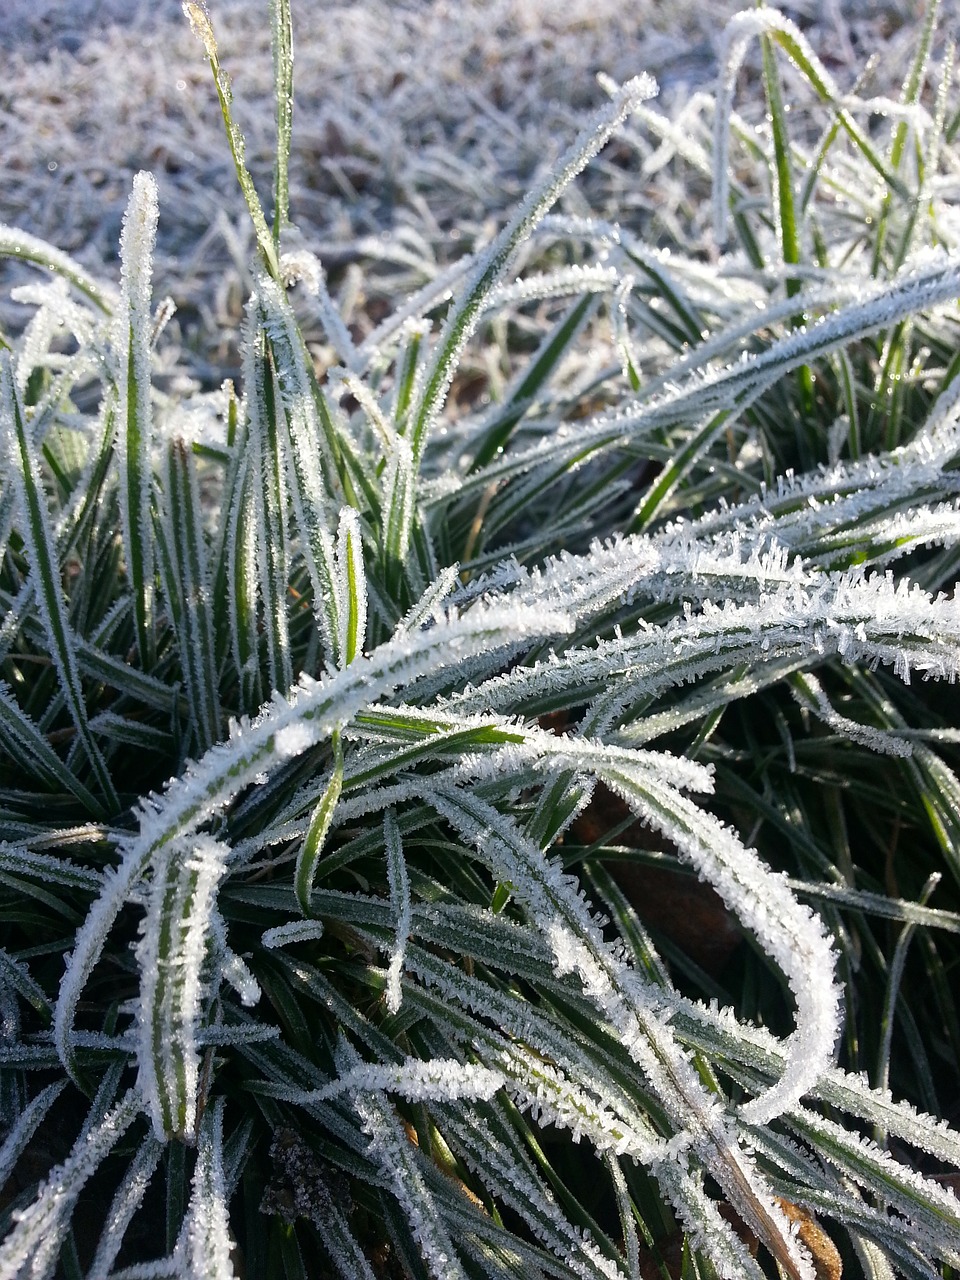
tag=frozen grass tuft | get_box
[1,2,960,1278]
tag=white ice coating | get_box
[335,505,368,666]
[338,1036,471,1280]
[383,807,411,1014]
[115,168,159,581]
[423,784,816,1277]
[173,1102,238,1280]
[136,835,232,1140]
[598,762,842,1127]
[712,8,842,245]
[85,1136,164,1280]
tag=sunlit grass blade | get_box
[183,1,281,280]
[714,9,910,245]
[245,319,293,694]
[222,448,263,714]
[392,320,428,437]
[629,409,733,532]
[382,436,416,600]
[336,506,367,667]
[257,276,351,654]
[269,0,293,242]
[469,293,599,471]
[870,0,941,272]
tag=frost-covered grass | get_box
[2,1,960,1277]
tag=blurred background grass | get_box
[1,0,949,385]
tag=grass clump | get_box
[1,2,960,1277]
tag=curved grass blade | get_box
[54,600,571,1074]
[0,225,116,313]
[422,785,815,1280]
[597,760,840,1127]
[294,732,344,918]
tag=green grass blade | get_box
[246,323,293,694]
[0,680,101,811]
[714,10,910,244]
[55,600,570,1071]
[270,0,294,243]
[629,410,733,532]
[257,277,349,656]
[223,449,263,714]
[382,437,416,601]
[469,293,599,471]
[768,31,803,296]
[870,0,940,273]
[336,508,367,667]
[760,29,815,415]
[392,320,428,437]
[183,2,281,281]
[295,733,344,917]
